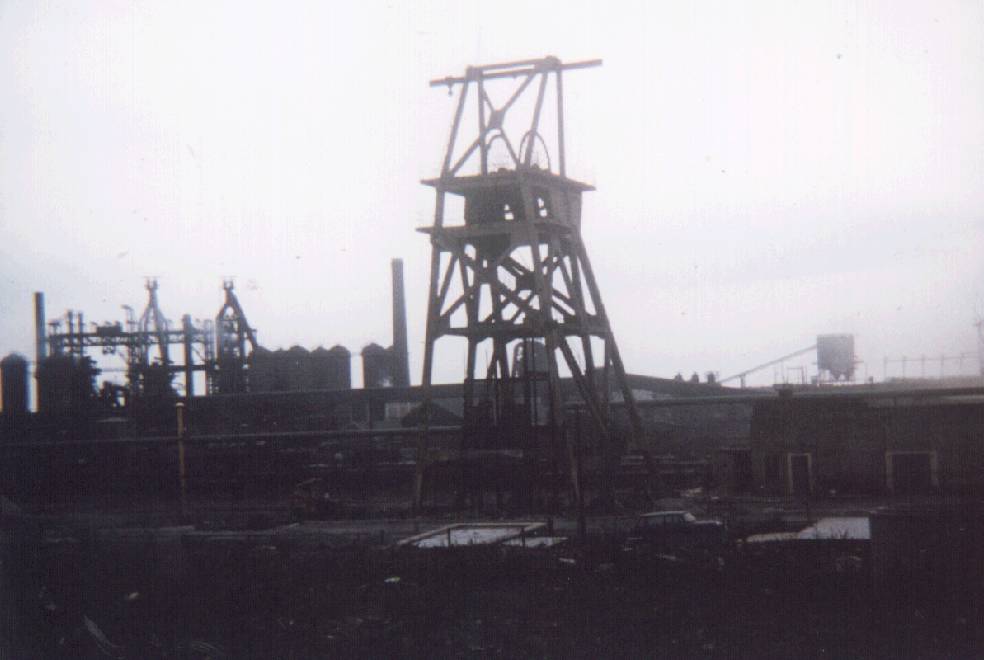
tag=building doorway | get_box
[787,453,813,496]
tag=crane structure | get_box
[414,57,643,510]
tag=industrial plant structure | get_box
[0,57,982,513]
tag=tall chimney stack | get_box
[390,258,410,387]
[34,292,46,365]
[34,292,46,412]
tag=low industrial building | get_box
[748,386,984,496]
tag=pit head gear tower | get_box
[415,57,644,510]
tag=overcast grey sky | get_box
[1,0,982,387]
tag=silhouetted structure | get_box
[214,280,257,394]
[362,343,393,388]
[415,57,643,509]
[0,354,28,417]
[313,345,352,390]
[42,281,213,403]
[817,334,856,381]
[36,354,99,417]
[391,258,410,388]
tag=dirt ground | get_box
[1,498,982,658]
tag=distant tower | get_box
[129,278,174,399]
[414,57,643,509]
[391,258,410,388]
[139,278,170,367]
[214,280,258,394]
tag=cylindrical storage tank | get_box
[1,353,29,416]
[361,343,393,388]
[326,344,352,390]
[311,345,352,390]
[284,346,313,391]
[310,346,330,390]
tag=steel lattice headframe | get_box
[413,57,648,511]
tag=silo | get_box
[361,343,393,388]
[310,346,330,390]
[311,345,352,390]
[285,346,313,390]
[0,353,29,416]
[326,344,352,390]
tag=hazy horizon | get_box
[2,1,982,389]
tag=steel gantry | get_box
[41,280,217,401]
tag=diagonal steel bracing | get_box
[415,57,644,512]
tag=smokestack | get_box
[391,258,410,387]
[34,292,46,364]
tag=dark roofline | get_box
[584,385,984,410]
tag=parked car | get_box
[623,510,727,554]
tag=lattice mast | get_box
[414,57,643,509]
